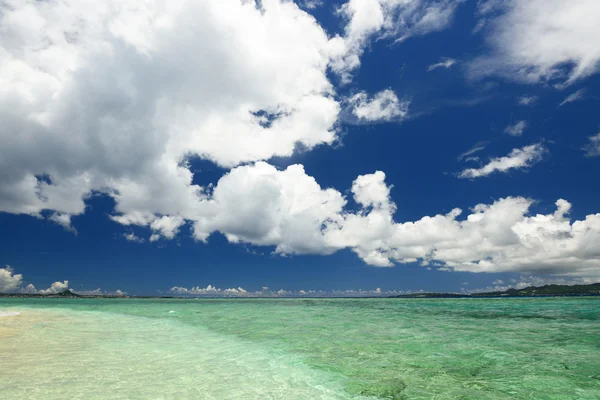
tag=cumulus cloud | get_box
[0,265,23,292]
[340,196,600,277]
[123,232,145,243]
[458,143,545,179]
[583,133,600,157]
[150,216,185,241]
[427,57,457,71]
[559,89,586,107]
[2,0,600,282]
[0,266,122,295]
[21,284,37,294]
[132,162,600,277]
[471,0,600,85]
[329,0,462,81]
[38,281,70,295]
[169,284,399,297]
[504,120,527,136]
[348,90,409,122]
[190,162,346,255]
[170,285,248,296]
[0,0,340,230]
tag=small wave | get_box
[168,310,175,313]
[0,311,21,318]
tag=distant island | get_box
[390,283,600,298]
[1,283,600,299]
[0,289,163,299]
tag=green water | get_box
[1,298,599,399]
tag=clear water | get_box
[1,298,599,399]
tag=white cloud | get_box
[150,216,185,240]
[123,232,145,243]
[2,0,600,282]
[348,90,409,122]
[344,196,600,277]
[458,143,545,179]
[159,162,600,277]
[49,212,77,234]
[300,0,323,9]
[38,281,69,295]
[0,0,340,229]
[457,143,487,161]
[583,133,600,157]
[191,162,347,255]
[0,265,23,292]
[0,267,119,295]
[471,0,600,85]
[559,89,586,107]
[329,0,462,81]
[169,284,397,297]
[518,96,538,106]
[427,57,457,71]
[20,284,37,294]
[504,120,527,136]
[115,289,127,296]
[170,285,248,296]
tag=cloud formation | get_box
[0,266,126,295]
[518,96,538,106]
[329,0,462,81]
[583,133,600,157]
[2,0,600,282]
[427,57,457,71]
[348,90,409,122]
[169,284,398,297]
[472,0,600,85]
[458,143,545,179]
[0,265,70,294]
[124,233,145,243]
[559,89,586,107]
[0,266,23,292]
[170,285,248,296]
[117,162,600,277]
[504,121,527,136]
[0,0,340,231]
[38,281,70,295]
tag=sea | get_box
[1,298,599,399]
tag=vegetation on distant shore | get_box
[0,289,127,298]
[391,283,600,298]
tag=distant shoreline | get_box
[1,283,599,300]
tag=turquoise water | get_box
[1,298,599,399]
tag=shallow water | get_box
[1,298,599,399]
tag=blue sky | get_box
[1,0,599,296]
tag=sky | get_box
[1,0,600,296]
